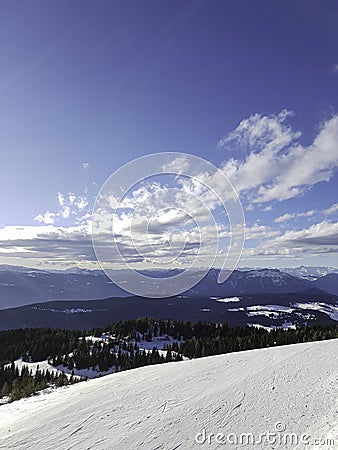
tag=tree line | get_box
[0,362,84,402]
[0,319,337,402]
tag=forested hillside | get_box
[1,318,337,403]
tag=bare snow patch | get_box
[293,302,338,321]
[211,296,241,303]
[246,305,294,318]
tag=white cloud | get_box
[57,193,64,207]
[262,205,272,212]
[244,223,279,240]
[34,211,56,225]
[246,220,338,260]
[258,116,338,202]
[161,155,190,173]
[0,225,56,240]
[219,112,338,204]
[324,203,338,215]
[76,197,88,210]
[60,206,71,219]
[0,224,90,241]
[219,109,299,152]
[274,213,293,223]
[68,193,76,204]
[275,210,315,223]
[333,64,338,73]
[0,223,95,268]
[82,162,90,169]
[34,192,90,228]
[271,220,338,248]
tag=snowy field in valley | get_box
[0,339,337,449]
[293,302,338,321]
[211,296,241,303]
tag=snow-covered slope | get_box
[0,340,337,449]
[5,359,80,380]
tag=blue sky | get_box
[0,0,337,270]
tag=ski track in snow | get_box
[0,340,337,449]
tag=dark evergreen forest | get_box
[1,319,337,402]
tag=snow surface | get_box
[0,339,337,449]
[211,296,241,303]
[246,305,295,318]
[293,302,338,321]
[55,364,115,379]
[84,333,113,343]
[135,335,182,351]
[31,307,108,314]
[248,305,295,313]
[4,359,80,380]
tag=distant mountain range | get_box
[310,273,338,295]
[188,268,314,296]
[0,264,337,310]
[280,265,338,279]
[0,264,337,331]
[0,266,128,310]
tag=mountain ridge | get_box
[0,265,337,310]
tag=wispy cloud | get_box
[34,211,57,225]
[324,203,338,215]
[245,220,338,260]
[244,223,279,240]
[262,205,272,212]
[57,193,65,207]
[219,109,299,152]
[219,112,338,204]
[270,220,338,251]
[0,223,95,268]
[275,210,315,223]
[34,192,89,225]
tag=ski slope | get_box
[0,340,337,449]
